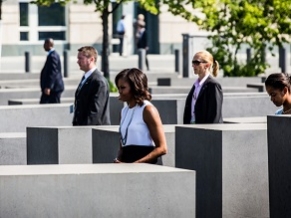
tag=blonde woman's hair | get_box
[195,50,219,77]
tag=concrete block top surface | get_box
[224,92,267,97]
[93,126,120,132]
[9,97,74,103]
[152,92,267,98]
[29,125,136,132]
[93,125,177,132]
[163,125,176,132]
[152,93,187,99]
[0,132,26,138]
[0,86,76,93]
[177,123,267,131]
[223,116,267,123]
[267,114,291,119]
[0,164,193,176]
[28,125,112,130]
[110,93,119,97]
[0,103,72,110]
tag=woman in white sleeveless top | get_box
[114,68,167,163]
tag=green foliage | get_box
[192,0,291,76]
[31,0,291,77]
[31,0,71,6]
[107,78,118,93]
[31,0,192,78]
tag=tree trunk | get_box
[0,0,2,20]
[101,7,109,79]
[0,0,2,72]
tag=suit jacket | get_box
[73,69,111,126]
[183,75,223,124]
[40,50,64,93]
[137,30,147,49]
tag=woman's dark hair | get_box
[265,73,291,92]
[115,68,152,105]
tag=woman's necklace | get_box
[119,106,136,145]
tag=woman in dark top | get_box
[265,73,291,114]
[183,50,223,124]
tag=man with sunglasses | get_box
[183,50,223,124]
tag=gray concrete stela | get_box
[0,53,286,218]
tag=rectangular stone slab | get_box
[0,132,26,165]
[92,125,175,167]
[267,115,291,217]
[176,123,269,218]
[0,164,196,218]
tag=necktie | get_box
[77,76,85,91]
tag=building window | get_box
[20,32,29,41]
[19,3,29,26]
[38,3,65,26]
[39,31,66,41]
[18,1,67,43]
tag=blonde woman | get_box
[183,50,223,124]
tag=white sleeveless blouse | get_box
[119,100,154,147]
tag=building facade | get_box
[1,0,205,56]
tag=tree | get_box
[191,0,291,76]
[32,0,194,79]
[32,0,157,79]
[0,0,3,20]
[0,0,6,63]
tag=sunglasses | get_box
[192,60,206,65]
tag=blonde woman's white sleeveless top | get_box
[120,100,154,147]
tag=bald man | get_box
[40,38,64,104]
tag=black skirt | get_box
[120,145,162,164]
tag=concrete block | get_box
[149,86,190,94]
[8,97,74,105]
[176,124,269,218]
[7,94,122,125]
[112,94,275,126]
[110,94,124,125]
[0,133,26,165]
[0,86,76,105]
[110,71,178,83]
[152,95,275,124]
[246,83,265,92]
[223,96,277,118]
[27,126,94,164]
[223,116,267,123]
[223,92,270,98]
[152,93,187,99]
[0,77,81,89]
[151,99,185,124]
[149,86,257,94]
[267,115,291,217]
[157,78,171,86]
[0,104,73,132]
[170,77,263,87]
[0,73,40,80]
[92,125,175,167]
[0,164,196,218]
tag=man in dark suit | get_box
[40,38,64,104]
[136,22,149,71]
[73,46,111,126]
